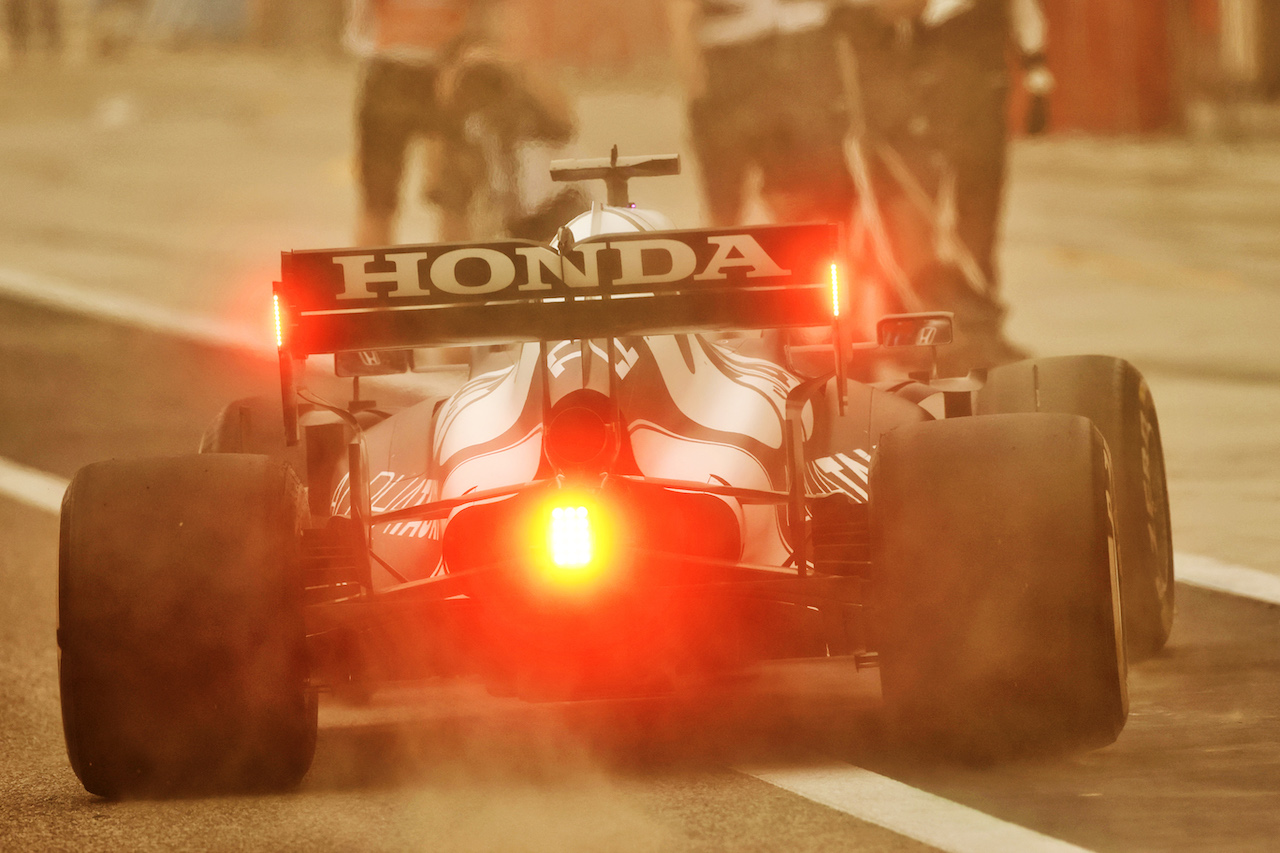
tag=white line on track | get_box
[1176,552,1280,607]
[0,267,274,355]
[738,760,1090,853]
[0,456,67,514]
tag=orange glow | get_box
[830,263,841,318]
[273,293,284,349]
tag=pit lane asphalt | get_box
[2,297,1280,852]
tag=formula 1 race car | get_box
[57,154,1175,797]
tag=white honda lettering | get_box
[614,239,698,286]
[431,248,517,295]
[515,245,607,291]
[694,234,792,280]
[332,252,428,300]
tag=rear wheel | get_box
[201,395,347,521]
[871,414,1128,760]
[200,395,291,456]
[58,455,317,797]
[978,356,1174,659]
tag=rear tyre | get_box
[58,455,317,797]
[978,356,1174,659]
[200,395,338,520]
[200,395,290,456]
[871,414,1128,760]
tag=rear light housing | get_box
[537,498,614,591]
[549,505,592,568]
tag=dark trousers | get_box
[839,11,1014,350]
[6,0,62,56]
[690,29,855,227]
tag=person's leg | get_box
[946,85,1026,365]
[355,208,396,248]
[757,29,856,226]
[355,60,430,246]
[36,0,59,53]
[421,126,487,241]
[7,0,30,58]
[689,97,751,227]
[949,85,1009,297]
[759,140,854,225]
[689,45,760,227]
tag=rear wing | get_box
[274,222,843,358]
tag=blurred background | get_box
[8,1,1280,129]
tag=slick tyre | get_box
[978,356,1174,659]
[201,395,327,518]
[871,414,1128,760]
[58,455,317,797]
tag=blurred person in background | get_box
[91,0,150,58]
[666,1,926,369]
[428,35,583,242]
[913,0,1051,345]
[833,0,1052,372]
[4,0,62,61]
[347,0,577,247]
[665,0,856,227]
[348,0,487,246]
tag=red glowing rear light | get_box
[535,496,617,590]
